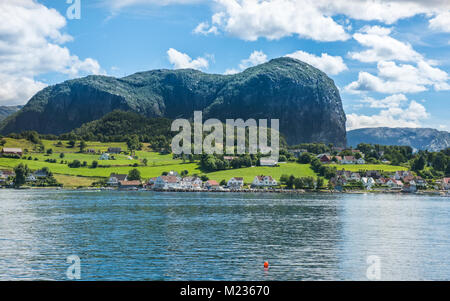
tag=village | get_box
[0,144,449,195]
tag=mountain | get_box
[347,127,450,151]
[0,105,23,122]
[0,57,347,146]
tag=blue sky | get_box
[1,0,449,131]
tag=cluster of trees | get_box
[12,164,59,188]
[200,154,259,171]
[356,143,414,165]
[280,174,325,190]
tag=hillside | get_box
[0,57,347,146]
[0,105,23,122]
[347,127,450,151]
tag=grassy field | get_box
[1,138,410,187]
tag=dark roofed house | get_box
[108,147,122,154]
[107,173,128,186]
[1,148,23,156]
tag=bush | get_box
[68,160,81,168]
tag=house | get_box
[119,180,141,190]
[1,148,23,157]
[342,156,356,164]
[205,180,220,190]
[402,184,417,193]
[227,177,244,189]
[365,170,381,179]
[154,176,181,189]
[108,147,122,154]
[181,176,203,189]
[333,156,343,163]
[350,172,361,181]
[259,158,278,166]
[252,175,277,187]
[147,177,157,187]
[442,178,450,190]
[356,158,366,164]
[387,179,403,189]
[107,173,128,186]
[361,177,375,190]
[0,170,15,180]
[376,177,388,185]
[288,149,308,158]
[99,153,110,160]
[394,171,413,180]
[318,154,332,163]
[223,156,237,161]
[34,169,49,179]
[26,174,37,182]
[166,170,180,177]
[336,170,352,179]
[414,176,427,188]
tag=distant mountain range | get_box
[0,105,22,122]
[0,57,347,146]
[347,127,450,151]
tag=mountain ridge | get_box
[0,57,347,146]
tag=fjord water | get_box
[0,190,449,281]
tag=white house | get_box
[387,179,403,189]
[252,176,277,187]
[350,172,361,181]
[356,158,366,164]
[181,177,203,189]
[154,176,181,189]
[260,158,278,166]
[227,177,244,189]
[342,156,356,164]
[26,174,37,182]
[361,177,375,190]
[394,171,412,180]
[99,153,110,160]
[107,173,128,186]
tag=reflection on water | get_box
[0,190,449,280]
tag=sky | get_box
[0,0,449,131]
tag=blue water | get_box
[0,190,449,280]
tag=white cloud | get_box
[193,22,219,35]
[0,0,103,105]
[286,50,348,75]
[105,0,204,12]
[349,26,423,63]
[239,51,268,69]
[347,100,429,130]
[194,1,450,42]
[429,11,450,32]
[167,48,210,70]
[346,61,450,94]
[223,50,268,74]
[360,94,408,109]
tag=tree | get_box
[0,139,6,146]
[143,158,148,166]
[316,177,324,190]
[46,148,53,155]
[79,140,87,153]
[128,168,141,181]
[298,152,311,164]
[91,160,98,168]
[14,163,30,187]
[68,140,76,148]
[68,160,81,168]
[200,175,209,181]
[220,179,227,186]
[60,153,65,159]
[412,155,426,172]
[127,135,142,153]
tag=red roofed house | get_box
[1,148,23,157]
[205,180,220,190]
[443,178,450,190]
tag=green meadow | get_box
[0,138,408,186]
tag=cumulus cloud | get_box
[286,50,348,75]
[429,11,450,32]
[360,94,408,109]
[194,1,450,42]
[349,26,423,63]
[347,100,429,130]
[0,0,103,105]
[224,50,268,74]
[167,48,210,70]
[104,0,204,12]
[346,60,450,94]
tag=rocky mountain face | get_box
[0,57,347,146]
[0,105,23,122]
[347,127,450,151]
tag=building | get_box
[204,180,220,190]
[361,177,375,190]
[119,180,141,190]
[181,176,203,189]
[154,176,181,189]
[356,158,366,164]
[227,177,244,189]
[107,173,128,186]
[260,158,278,166]
[318,154,332,163]
[26,174,37,182]
[402,184,417,193]
[365,170,381,179]
[108,147,122,154]
[1,148,23,157]
[342,156,356,164]
[34,169,49,179]
[442,178,450,190]
[387,179,404,189]
[394,171,413,180]
[252,175,277,187]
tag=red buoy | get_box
[264,261,269,269]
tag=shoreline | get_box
[1,186,448,197]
